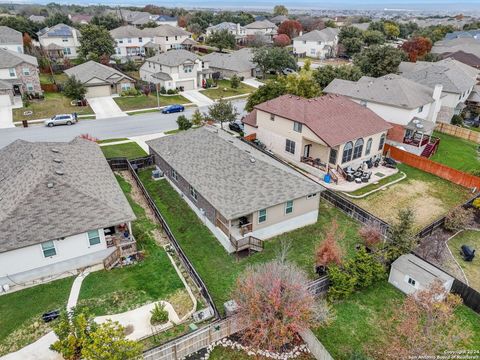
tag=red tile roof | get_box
[253,94,391,147]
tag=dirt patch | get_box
[167,289,194,319]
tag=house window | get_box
[407,277,416,286]
[63,47,71,55]
[41,241,56,257]
[307,193,317,199]
[22,67,30,75]
[293,121,302,133]
[365,138,372,156]
[360,100,367,107]
[88,230,101,246]
[378,134,386,151]
[139,37,143,43]
[189,185,198,201]
[172,169,178,181]
[26,83,34,92]
[121,83,131,91]
[175,36,178,40]
[352,138,364,160]
[418,105,424,113]
[17,46,22,53]
[342,141,353,163]
[184,65,193,73]
[270,114,275,121]
[310,48,316,55]
[329,148,338,164]
[166,36,169,41]
[258,208,267,223]
[8,68,15,77]
[62,38,68,42]
[119,39,123,44]
[285,139,295,154]
[128,38,132,43]
[285,200,294,214]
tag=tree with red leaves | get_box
[373,280,470,359]
[358,222,383,249]
[232,259,331,352]
[273,34,291,47]
[99,54,111,66]
[22,33,32,51]
[278,20,303,39]
[315,220,344,269]
[401,36,432,62]
[177,16,187,28]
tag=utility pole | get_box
[155,82,160,109]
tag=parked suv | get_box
[45,114,77,127]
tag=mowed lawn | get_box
[139,170,363,310]
[200,79,255,100]
[100,142,147,159]
[448,230,480,292]
[39,72,69,85]
[13,92,94,121]
[350,164,472,230]
[114,94,189,111]
[314,281,480,359]
[431,131,480,174]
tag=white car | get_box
[45,114,77,127]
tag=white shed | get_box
[388,254,454,295]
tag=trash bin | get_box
[324,174,331,183]
[22,120,28,128]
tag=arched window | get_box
[378,134,386,150]
[342,141,353,163]
[353,139,364,160]
[365,138,373,156]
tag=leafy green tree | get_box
[45,13,72,27]
[230,74,240,89]
[399,21,419,38]
[78,24,116,60]
[273,4,288,16]
[141,21,159,29]
[327,264,357,301]
[206,29,236,52]
[386,208,417,261]
[208,98,239,129]
[383,22,400,39]
[252,46,296,79]
[191,109,204,125]
[63,76,86,101]
[367,21,385,33]
[313,64,363,88]
[362,30,385,45]
[324,19,337,28]
[176,115,192,130]
[413,24,455,43]
[354,45,405,77]
[246,78,287,111]
[339,26,365,56]
[91,14,123,30]
[285,64,321,98]
[349,246,385,289]
[339,25,364,41]
[0,16,40,39]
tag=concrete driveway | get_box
[242,78,264,89]
[181,90,214,107]
[0,106,14,129]
[87,96,126,119]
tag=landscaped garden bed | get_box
[200,79,255,100]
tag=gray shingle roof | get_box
[0,26,22,45]
[152,72,172,80]
[202,48,255,72]
[110,24,190,39]
[294,28,339,42]
[399,58,478,93]
[64,60,134,84]
[206,22,244,33]
[110,25,145,38]
[38,23,80,38]
[146,49,199,67]
[324,74,435,109]
[147,127,323,220]
[432,38,480,58]
[0,48,38,68]
[0,138,136,253]
[245,19,277,30]
[28,15,46,23]
[147,24,191,37]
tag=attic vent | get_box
[249,158,256,164]
[228,140,234,143]
[55,170,64,175]
[47,182,54,188]
[53,158,62,163]
[244,150,251,154]
[51,148,60,153]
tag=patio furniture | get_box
[366,159,373,168]
[354,177,362,184]
[346,174,354,182]
[383,157,397,169]
[353,171,362,178]
[461,245,475,262]
[362,172,372,183]
[373,158,381,167]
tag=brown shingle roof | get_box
[253,94,391,147]
[242,109,257,127]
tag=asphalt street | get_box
[0,99,247,149]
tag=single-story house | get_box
[389,254,454,295]
[202,48,258,79]
[64,60,136,98]
[0,138,136,288]
[147,126,324,253]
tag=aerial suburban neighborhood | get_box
[0,1,479,360]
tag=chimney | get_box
[426,84,443,123]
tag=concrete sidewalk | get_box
[241,78,264,89]
[0,106,14,129]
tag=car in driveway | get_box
[229,121,244,133]
[282,68,296,75]
[45,114,77,127]
[162,104,185,114]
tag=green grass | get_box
[346,170,406,197]
[314,281,480,359]
[0,276,74,355]
[13,92,94,121]
[200,79,255,99]
[77,175,184,316]
[97,138,129,144]
[139,170,362,310]
[101,142,147,160]
[448,230,480,292]
[114,94,189,111]
[431,131,480,173]
[39,72,69,85]
[128,109,162,116]
[140,323,191,351]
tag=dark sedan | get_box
[161,104,185,114]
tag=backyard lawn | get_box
[12,92,94,121]
[39,72,69,85]
[0,276,74,356]
[114,94,190,111]
[350,163,472,230]
[431,131,480,174]
[200,79,255,100]
[448,230,480,292]
[314,281,480,359]
[138,170,363,311]
[101,142,147,159]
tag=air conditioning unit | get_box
[151,169,164,180]
[192,306,214,323]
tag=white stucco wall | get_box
[154,35,191,52]
[0,43,24,53]
[113,36,154,57]
[293,38,337,59]
[39,35,80,59]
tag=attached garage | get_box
[176,80,195,91]
[0,94,12,106]
[86,85,112,98]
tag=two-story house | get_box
[205,22,247,44]
[149,25,193,52]
[0,48,41,105]
[399,58,479,124]
[244,20,277,42]
[139,49,211,91]
[0,26,24,53]
[38,23,81,59]
[324,74,443,157]
[293,28,340,59]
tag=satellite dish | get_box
[416,124,424,129]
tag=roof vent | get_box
[51,148,60,153]
[53,158,62,163]
[55,170,64,175]
[249,158,256,164]
[47,182,54,188]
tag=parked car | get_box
[229,121,244,133]
[162,104,185,114]
[282,68,296,75]
[44,114,77,127]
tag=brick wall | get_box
[15,62,42,94]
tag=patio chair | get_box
[373,158,381,167]
[362,172,372,183]
[346,174,354,182]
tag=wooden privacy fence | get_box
[436,122,480,144]
[384,144,480,190]
[451,279,480,314]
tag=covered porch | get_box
[401,118,440,157]
[103,223,138,269]
[215,212,263,253]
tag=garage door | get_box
[176,80,195,91]
[0,94,11,106]
[86,85,111,98]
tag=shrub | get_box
[150,303,169,325]
[176,115,192,131]
[473,198,480,210]
[358,222,383,248]
[230,74,240,89]
[327,265,357,301]
[166,89,176,95]
[205,78,214,88]
[160,86,166,94]
[444,206,473,232]
[191,109,204,126]
[451,114,464,126]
